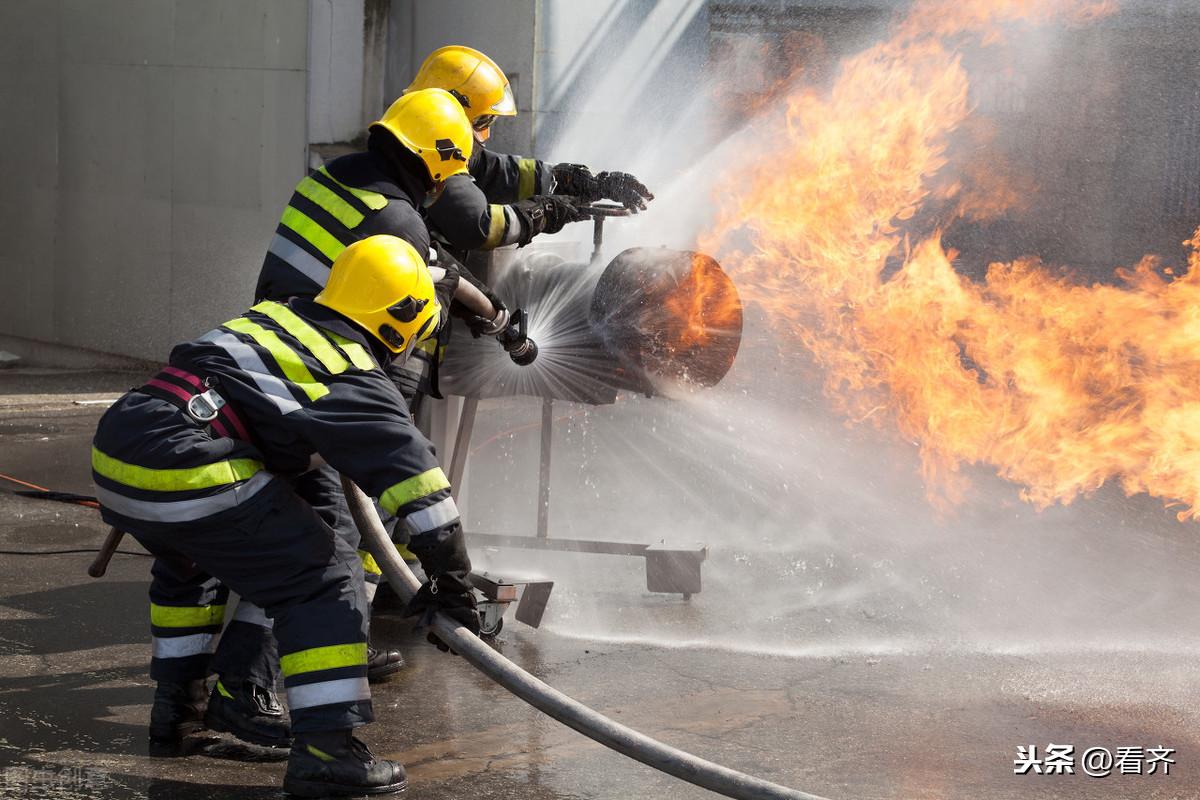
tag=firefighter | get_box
[92,235,481,797]
[407,45,655,252]
[179,87,478,751]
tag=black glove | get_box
[552,163,602,202]
[510,195,587,245]
[448,263,509,337]
[402,525,480,654]
[461,304,508,338]
[596,171,654,211]
[403,582,480,654]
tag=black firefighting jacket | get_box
[92,298,463,561]
[423,147,554,251]
[253,146,437,401]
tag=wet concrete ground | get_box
[2,369,1199,799]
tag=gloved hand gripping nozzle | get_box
[447,263,539,367]
[496,308,538,366]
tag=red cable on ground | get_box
[0,472,50,492]
[0,472,100,509]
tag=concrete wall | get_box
[385,1,709,174]
[0,0,308,362]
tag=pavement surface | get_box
[1,368,1199,800]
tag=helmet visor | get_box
[490,83,516,115]
[401,308,440,360]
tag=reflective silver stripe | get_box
[153,633,214,659]
[406,496,459,534]
[200,331,302,414]
[500,205,523,246]
[95,471,274,523]
[233,601,273,628]
[287,677,371,710]
[269,233,330,288]
[363,582,378,603]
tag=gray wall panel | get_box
[174,0,307,70]
[59,0,174,66]
[0,0,308,361]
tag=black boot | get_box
[148,679,208,757]
[204,678,292,748]
[367,645,405,683]
[283,730,407,797]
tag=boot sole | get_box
[282,776,407,797]
[367,661,405,683]
[205,709,292,749]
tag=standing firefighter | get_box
[410,45,655,253]
[92,235,481,797]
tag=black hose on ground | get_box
[341,477,832,800]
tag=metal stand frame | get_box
[453,397,707,599]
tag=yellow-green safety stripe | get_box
[517,158,539,200]
[317,166,388,211]
[281,206,346,263]
[357,549,382,576]
[251,301,351,375]
[280,642,368,677]
[326,331,376,371]
[151,603,226,628]
[224,317,329,401]
[380,467,451,516]
[483,204,507,248]
[296,176,364,229]
[92,447,263,493]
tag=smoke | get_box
[460,0,1200,655]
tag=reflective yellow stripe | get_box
[251,301,350,374]
[416,338,438,355]
[380,467,451,516]
[281,207,345,263]
[280,642,368,677]
[150,603,226,628]
[482,204,507,248]
[296,176,364,229]
[395,542,417,562]
[306,744,336,762]
[224,318,329,401]
[517,158,539,200]
[358,549,382,576]
[326,332,376,371]
[92,447,263,493]
[317,166,388,211]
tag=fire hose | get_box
[340,476,832,800]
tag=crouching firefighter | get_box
[91,235,482,797]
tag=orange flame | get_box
[699,0,1200,520]
[664,254,742,350]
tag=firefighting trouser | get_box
[211,463,364,692]
[202,356,431,690]
[129,477,373,733]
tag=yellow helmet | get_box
[315,235,440,356]
[369,88,473,183]
[405,45,516,142]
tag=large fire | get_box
[701,0,1200,520]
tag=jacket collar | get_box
[289,297,394,368]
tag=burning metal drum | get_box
[439,247,744,404]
